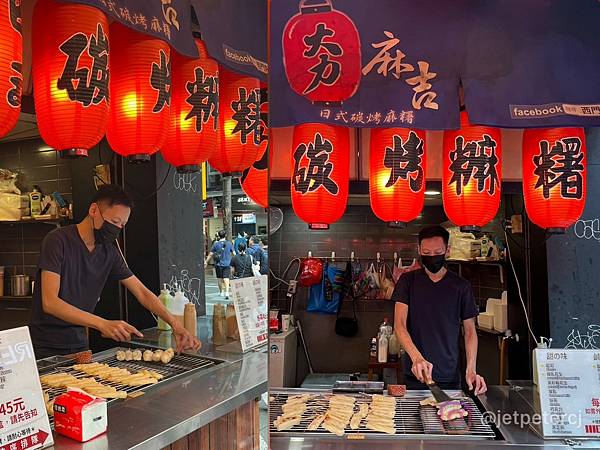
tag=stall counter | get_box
[45,317,268,450]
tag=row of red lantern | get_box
[291,118,587,234]
[26,0,263,174]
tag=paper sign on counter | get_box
[535,348,600,438]
[0,327,53,450]
[231,275,268,352]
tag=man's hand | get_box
[411,356,433,383]
[172,324,202,353]
[466,370,487,395]
[98,320,143,342]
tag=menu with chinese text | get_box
[0,327,53,450]
[535,348,600,437]
[231,275,268,352]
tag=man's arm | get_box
[463,318,487,394]
[40,270,142,342]
[121,275,201,352]
[394,302,432,383]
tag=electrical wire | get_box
[504,228,538,344]
[269,258,301,291]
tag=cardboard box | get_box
[54,389,107,442]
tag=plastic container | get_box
[170,285,187,327]
[388,333,399,362]
[370,337,377,358]
[157,285,173,331]
[30,187,42,216]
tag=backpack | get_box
[213,242,225,264]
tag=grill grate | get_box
[269,389,496,440]
[40,346,219,426]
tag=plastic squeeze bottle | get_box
[157,284,173,331]
[170,284,187,327]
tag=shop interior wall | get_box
[269,201,507,386]
[0,138,73,330]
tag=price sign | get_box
[0,327,53,450]
[230,275,268,352]
[535,348,600,437]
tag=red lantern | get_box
[240,84,270,208]
[106,23,170,162]
[161,38,218,173]
[32,0,110,158]
[241,143,270,209]
[209,67,261,175]
[370,128,426,226]
[522,128,586,234]
[442,112,502,232]
[0,0,22,138]
[282,0,361,105]
[291,123,350,228]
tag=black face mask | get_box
[93,213,121,244]
[420,254,446,274]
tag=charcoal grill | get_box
[39,346,222,425]
[269,388,496,440]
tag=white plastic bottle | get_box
[378,333,389,363]
[170,284,188,327]
[157,284,173,331]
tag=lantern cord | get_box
[504,229,539,345]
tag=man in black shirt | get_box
[392,225,487,394]
[30,185,200,359]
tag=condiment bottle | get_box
[184,302,197,337]
[170,284,187,327]
[370,337,377,358]
[157,284,173,331]
[388,333,399,362]
[378,332,388,363]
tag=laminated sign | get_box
[230,275,268,352]
[535,348,600,438]
[0,327,53,450]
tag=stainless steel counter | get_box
[269,385,579,450]
[48,317,268,450]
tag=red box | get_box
[53,389,107,442]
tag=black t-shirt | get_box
[392,269,479,383]
[230,253,254,278]
[30,225,133,350]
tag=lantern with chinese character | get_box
[209,67,261,175]
[106,23,170,162]
[522,128,586,234]
[442,112,502,232]
[282,0,361,105]
[370,128,426,227]
[291,123,349,228]
[0,0,22,138]
[161,37,218,173]
[240,84,270,208]
[32,0,110,158]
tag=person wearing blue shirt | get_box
[233,232,248,255]
[204,230,234,299]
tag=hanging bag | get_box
[307,262,344,314]
[335,293,359,337]
[392,257,404,283]
[379,263,396,300]
[299,257,323,287]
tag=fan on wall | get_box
[269,207,283,235]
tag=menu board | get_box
[0,327,53,450]
[535,348,600,437]
[231,275,268,352]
